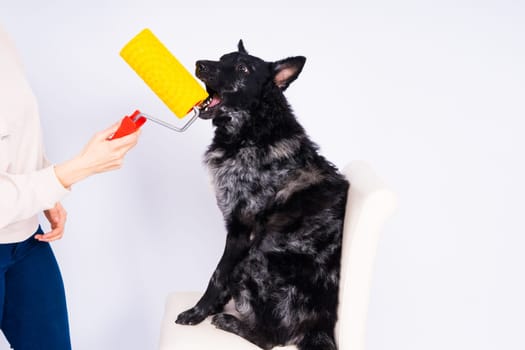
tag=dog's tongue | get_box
[208,95,221,108]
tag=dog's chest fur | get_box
[205,143,289,220]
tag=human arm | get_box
[0,166,70,229]
[0,122,140,230]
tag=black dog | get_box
[175,41,349,350]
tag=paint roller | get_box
[111,28,210,139]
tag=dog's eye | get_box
[236,64,249,74]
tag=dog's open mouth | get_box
[206,94,222,110]
[199,88,222,119]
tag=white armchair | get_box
[159,161,397,350]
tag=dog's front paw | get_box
[175,307,208,325]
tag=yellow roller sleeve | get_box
[120,28,209,118]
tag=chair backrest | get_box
[335,161,397,350]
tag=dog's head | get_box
[195,40,306,122]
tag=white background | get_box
[1,0,524,349]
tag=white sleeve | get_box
[0,166,70,229]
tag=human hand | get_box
[76,121,141,174]
[54,121,141,188]
[36,202,67,242]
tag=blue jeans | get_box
[0,226,71,349]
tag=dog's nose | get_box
[196,61,208,74]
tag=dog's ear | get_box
[272,56,306,90]
[238,40,248,54]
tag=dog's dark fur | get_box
[175,41,349,350]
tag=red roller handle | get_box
[110,110,147,139]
